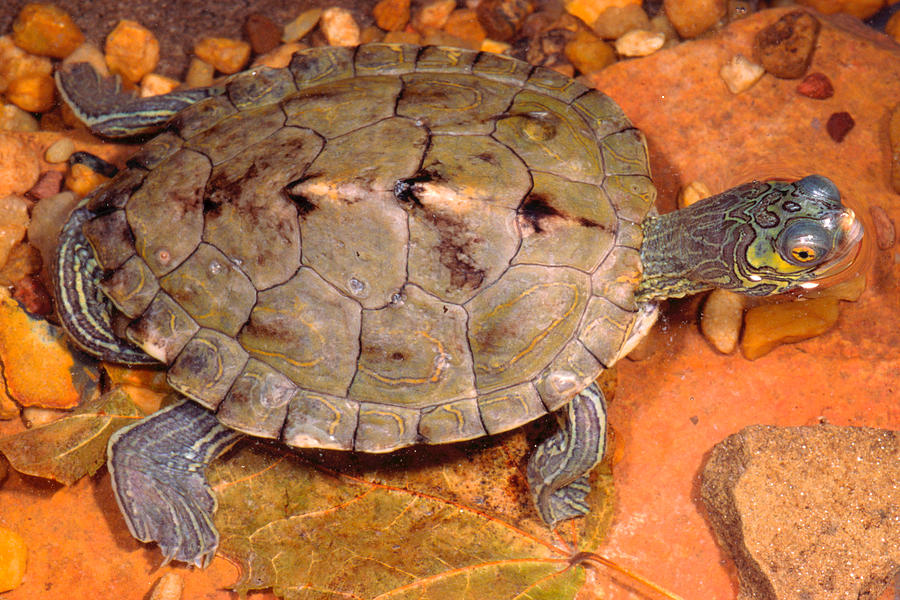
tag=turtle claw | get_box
[108,400,242,567]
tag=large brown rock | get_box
[700,425,900,600]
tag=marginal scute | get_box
[83,209,134,270]
[415,45,476,73]
[603,174,656,223]
[159,242,256,338]
[476,383,546,435]
[226,65,297,110]
[467,265,591,393]
[126,148,209,276]
[86,167,147,212]
[127,131,184,171]
[216,358,297,438]
[602,129,651,176]
[398,72,517,134]
[419,398,486,444]
[239,267,361,397]
[351,284,475,407]
[472,51,531,86]
[591,247,643,311]
[167,328,249,410]
[579,296,637,367]
[283,390,358,450]
[288,45,354,90]
[355,401,419,452]
[126,292,199,363]
[354,43,417,76]
[185,102,285,166]
[525,66,590,103]
[534,340,601,411]
[572,90,632,140]
[172,95,237,140]
[100,254,159,318]
[202,125,317,290]
[514,171,617,272]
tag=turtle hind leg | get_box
[108,400,242,567]
[527,383,608,526]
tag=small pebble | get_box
[374,0,410,31]
[413,0,457,31]
[480,38,512,54]
[422,30,479,51]
[104,20,159,83]
[12,3,84,59]
[719,54,764,94]
[477,0,535,42]
[0,195,30,271]
[868,206,895,250]
[24,169,63,201]
[384,30,423,45]
[65,162,109,197]
[796,72,833,99]
[6,73,55,112]
[44,137,75,164]
[592,4,650,40]
[282,9,322,44]
[826,111,854,143]
[664,0,726,39]
[0,527,26,592]
[60,42,108,76]
[889,103,900,194]
[741,297,839,360]
[193,37,251,74]
[0,135,40,196]
[21,406,69,427]
[677,180,710,208]
[149,572,184,600]
[359,26,384,44]
[565,29,615,74]
[184,57,215,88]
[12,275,52,316]
[614,29,665,57]
[319,7,360,47]
[0,242,42,288]
[251,42,307,69]
[0,35,52,93]
[753,9,820,79]
[650,13,679,46]
[140,73,179,98]
[564,0,634,30]
[443,9,488,45]
[0,103,39,132]
[700,289,746,354]
[27,190,79,270]
[243,14,282,55]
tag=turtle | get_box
[51,43,863,567]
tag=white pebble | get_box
[720,54,765,94]
[700,289,746,354]
[614,30,665,57]
[44,138,76,164]
[320,7,360,47]
[678,180,711,208]
[149,572,184,600]
[282,9,322,43]
[0,103,39,132]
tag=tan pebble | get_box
[149,572,184,600]
[413,0,457,31]
[664,0,726,38]
[22,406,70,427]
[374,0,411,32]
[60,42,108,76]
[701,289,746,354]
[802,271,866,302]
[24,169,63,200]
[27,191,78,272]
[194,37,251,74]
[243,14,282,55]
[1,243,42,287]
[720,54,765,94]
[614,29,665,57]
[649,13,679,45]
[359,26,385,44]
[678,180,710,207]
[0,135,41,196]
[251,43,306,69]
[0,104,39,132]
[565,29,615,74]
[795,0,884,19]
[565,0,640,30]
[421,29,479,50]
[480,38,512,54]
[887,10,900,43]
[320,7,360,47]
[12,3,84,59]
[477,0,535,42]
[6,73,55,113]
[104,20,159,83]
[443,9,487,45]
[741,297,839,360]
[753,10,820,79]
[592,4,650,39]
[0,195,30,270]
[384,30,423,45]
[140,73,179,98]
[868,206,895,250]
[796,72,833,99]
[184,57,215,88]
[43,137,75,164]
[889,103,900,194]
[282,9,322,43]
[65,162,109,197]
[0,526,27,592]
[0,35,52,94]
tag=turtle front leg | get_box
[108,400,242,567]
[527,383,608,526]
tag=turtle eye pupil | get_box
[791,246,816,262]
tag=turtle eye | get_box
[777,221,831,267]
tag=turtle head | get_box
[637,175,864,301]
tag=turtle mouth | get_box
[808,208,864,281]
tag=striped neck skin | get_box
[635,176,863,303]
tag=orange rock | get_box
[251,43,307,69]
[104,20,159,84]
[564,29,616,74]
[0,35,52,94]
[374,0,411,32]
[700,289,745,354]
[6,73,54,113]
[65,162,109,197]
[565,0,641,29]
[0,374,18,419]
[0,527,27,592]
[193,37,251,74]
[11,3,84,59]
[412,0,457,31]
[0,288,80,408]
[443,9,487,45]
[795,0,885,19]
[140,73,179,98]
[281,9,322,43]
[0,195,30,271]
[384,30,422,45]
[740,297,840,360]
[592,4,650,39]
[664,0,726,38]
[0,134,41,197]
[890,104,900,194]
[887,10,900,43]
[319,7,360,46]
[184,57,214,88]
